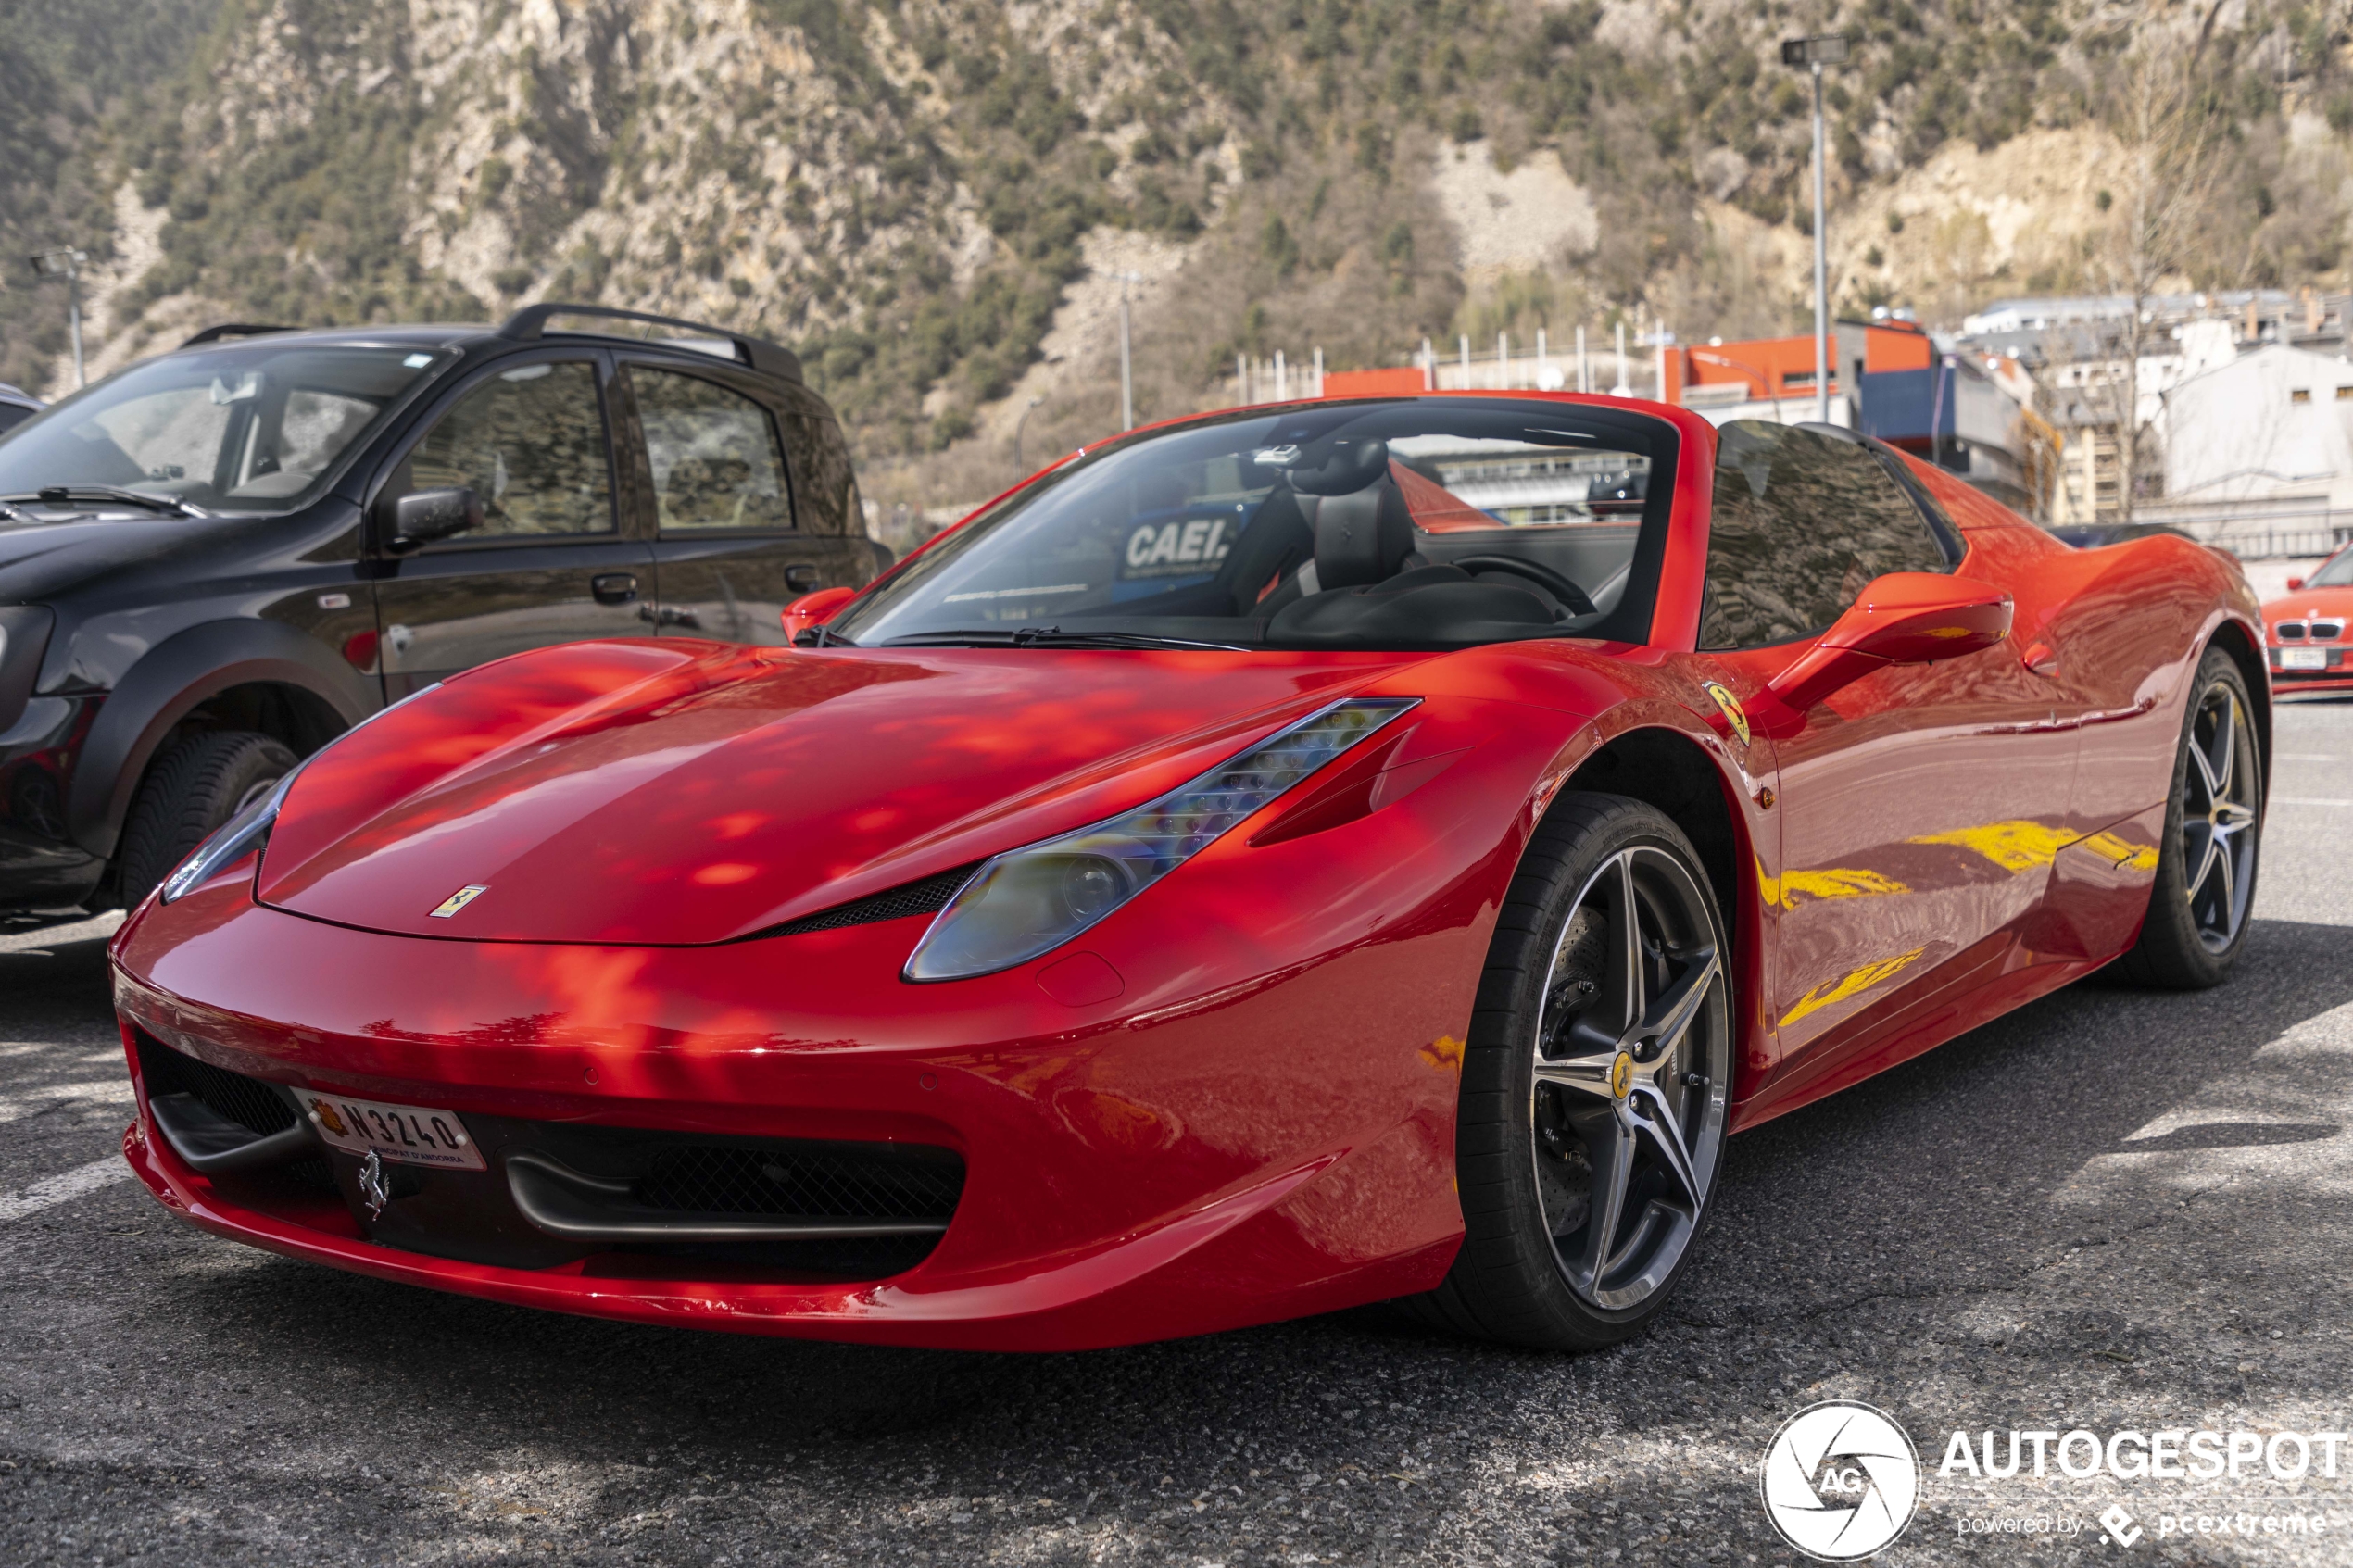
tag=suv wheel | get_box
[115,731,298,909]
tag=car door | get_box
[614,358,863,646]
[370,353,653,696]
[1695,422,2080,1091]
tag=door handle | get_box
[785,565,822,592]
[591,572,639,605]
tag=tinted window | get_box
[0,403,35,437]
[1699,421,1949,649]
[631,367,792,531]
[408,361,612,537]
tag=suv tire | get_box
[115,731,298,909]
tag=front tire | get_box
[1409,793,1732,1350]
[114,730,297,909]
[2113,647,2262,989]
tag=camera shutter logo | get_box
[1760,1400,1920,1561]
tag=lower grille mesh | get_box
[760,864,978,938]
[634,1143,963,1222]
[137,1033,297,1138]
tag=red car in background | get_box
[109,397,2268,1352]
[2263,541,2353,694]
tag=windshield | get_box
[831,398,1678,651]
[2310,546,2353,588]
[0,342,451,514]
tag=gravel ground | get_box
[3,701,2350,1566]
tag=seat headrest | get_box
[1312,474,1415,589]
[1286,439,1389,495]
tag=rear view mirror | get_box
[381,486,483,554]
[1753,572,2012,733]
[2287,576,2306,592]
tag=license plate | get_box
[300,1092,484,1171]
[2283,647,2328,670]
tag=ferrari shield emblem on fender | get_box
[1702,682,1752,746]
[429,884,488,919]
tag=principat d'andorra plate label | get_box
[303,1093,484,1171]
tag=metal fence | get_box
[2145,510,2353,560]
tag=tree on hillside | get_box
[2057,11,2235,523]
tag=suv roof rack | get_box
[497,303,803,384]
[181,323,297,348]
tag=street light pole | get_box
[1116,270,1139,431]
[1782,35,1847,425]
[29,247,89,388]
[1013,395,1043,475]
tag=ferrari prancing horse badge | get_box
[1702,683,1752,746]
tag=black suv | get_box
[0,305,878,916]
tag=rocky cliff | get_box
[4,0,2347,508]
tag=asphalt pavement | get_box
[3,700,2351,1566]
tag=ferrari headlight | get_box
[158,771,296,903]
[904,697,1417,981]
[157,682,444,905]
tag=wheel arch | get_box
[1557,722,1746,945]
[2205,614,2272,795]
[69,619,379,859]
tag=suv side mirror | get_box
[380,486,484,554]
[1752,572,2012,734]
[2286,576,2306,592]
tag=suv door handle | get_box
[591,572,639,605]
[785,565,822,592]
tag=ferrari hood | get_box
[257,639,1429,945]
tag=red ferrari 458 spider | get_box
[110,396,2269,1351]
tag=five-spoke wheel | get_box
[2117,646,2264,989]
[1413,793,1731,1349]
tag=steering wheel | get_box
[1447,555,1599,617]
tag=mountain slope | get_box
[10,0,2347,511]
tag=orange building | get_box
[1667,320,1934,405]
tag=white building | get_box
[2159,342,2353,510]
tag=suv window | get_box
[1699,421,1949,649]
[629,366,792,531]
[407,361,613,537]
[0,345,447,513]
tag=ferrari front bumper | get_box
[109,866,1478,1351]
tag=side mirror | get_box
[1752,572,2012,734]
[380,486,483,555]
[782,585,856,645]
[2287,576,2306,592]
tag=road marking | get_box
[0,1156,132,1223]
[2272,797,2353,807]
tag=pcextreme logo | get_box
[1760,1401,1921,1562]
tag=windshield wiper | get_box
[882,626,1247,651]
[2,485,208,518]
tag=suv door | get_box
[1693,422,2078,1092]
[615,358,864,645]
[369,353,653,696]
